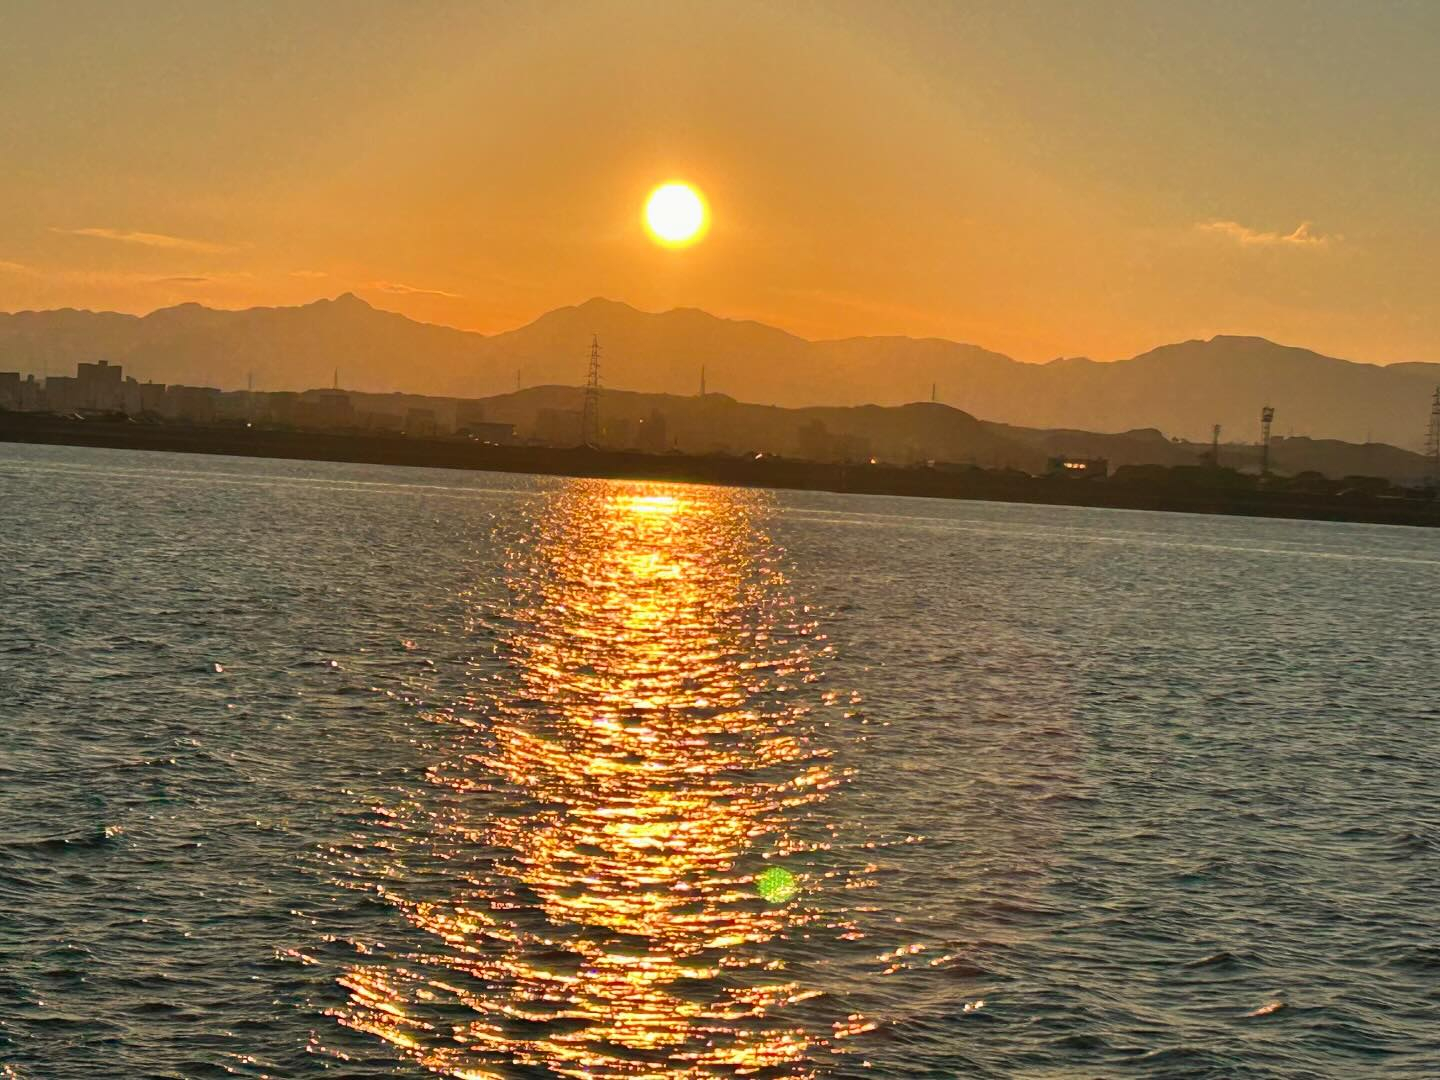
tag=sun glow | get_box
[644,182,708,247]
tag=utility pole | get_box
[1211,423,1221,467]
[931,382,937,403]
[1259,405,1275,477]
[582,335,601,447]
[699,364,706,397]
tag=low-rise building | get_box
[454,399,488,432]
[302,389,355,429]
[405,407,439,437]
[359,410,404,433]
[44,375,80,413]
[76,360,123,411]
[461,420,516,444]
[163,385,221,424]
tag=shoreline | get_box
[4,413,1438,528]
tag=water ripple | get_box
[2,445,1439,1078]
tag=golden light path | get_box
[334,481,864,1077]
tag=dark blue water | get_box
[2,443,1438,1078]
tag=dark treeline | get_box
[3,412,1437,528]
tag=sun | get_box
[644,182,708,247]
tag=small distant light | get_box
[755,865,799,903]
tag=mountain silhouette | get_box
[2,294,1436,447]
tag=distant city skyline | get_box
[6,352,1435,489]
[2,2,1438,366]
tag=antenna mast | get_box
[1211,423,1221,467]
[582,335,602,446]
[1259,405,1275,477]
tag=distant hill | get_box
[2,294,1437,447]
[461,385,1041,470]
[359,385,1433,484]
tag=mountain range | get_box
[1,294,1436,449]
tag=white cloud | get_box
[52,226,239,255]
[1197,219,1334,248]
[367,280,463,299]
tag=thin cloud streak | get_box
[1197,219,1334,248]
[367,280,463,299]
[52,226,239,255]
[0,262,252,290]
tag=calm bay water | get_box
[2,442,1438,1078]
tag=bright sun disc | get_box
[645,182,708,247]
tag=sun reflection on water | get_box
[333,481,854,1076]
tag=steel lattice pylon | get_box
[582,334,601,447]
[1425,386,1440,482]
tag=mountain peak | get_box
[1207,334,1282,348]
[2,295,1427,449]
[143,301,207,316]
[573,297,641,315]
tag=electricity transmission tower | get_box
[582,335,602,446]
[1426,386,1440,483]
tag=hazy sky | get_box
[2,1,1437,363]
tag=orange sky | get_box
[2,2,1437,363]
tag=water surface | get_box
[2,443,1437,1078]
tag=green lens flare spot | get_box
[755,865,799,903]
